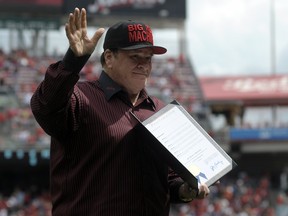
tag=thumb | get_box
[196,184,210,199]
[91,28,105,45]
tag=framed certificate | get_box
[131,100,237,188]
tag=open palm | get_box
[65,8,105,56]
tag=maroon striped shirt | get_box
[30,49,184,216]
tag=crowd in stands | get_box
[0,187,51,216]
[1,173,288,216]
[0,49,55,150]
[0,49,202,151]
[1,49,287,151]
[1,49,288,215]
[170,172,285,216]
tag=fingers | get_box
[65,8,78,41]
[65,13,74,42]
[65,8,82,35]
[80,8,87,32]
[64,7,104,55]
[75,8,81,30]
[196,184,210,199]
[91,28,105,45]
[179,182,211,201]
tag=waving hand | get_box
[65,8,105,56]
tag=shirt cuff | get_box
[169,179,186,203]
[62,48,91,73]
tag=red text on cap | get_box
[127,24,153,44]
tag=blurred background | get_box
[0,0,288,215]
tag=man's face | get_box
[105,48,153,95]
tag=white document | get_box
[140,101,236,187]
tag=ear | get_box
[104,49,114,69]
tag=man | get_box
[30,7,210,216]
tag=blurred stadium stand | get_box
[0,0,288,215]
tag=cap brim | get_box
[120,44,167,55]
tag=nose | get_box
[137,63,150,71]
[137,58,151,70]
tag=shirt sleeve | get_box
[30,48,90,139]
[168,168,187,203]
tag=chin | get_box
[131,85,145,94]
[134,79,147,87]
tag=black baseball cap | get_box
[103,21,167,55]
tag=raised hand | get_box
[65,8,105,56]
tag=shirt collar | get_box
[98,71,122,100]
[98,71,156,110]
